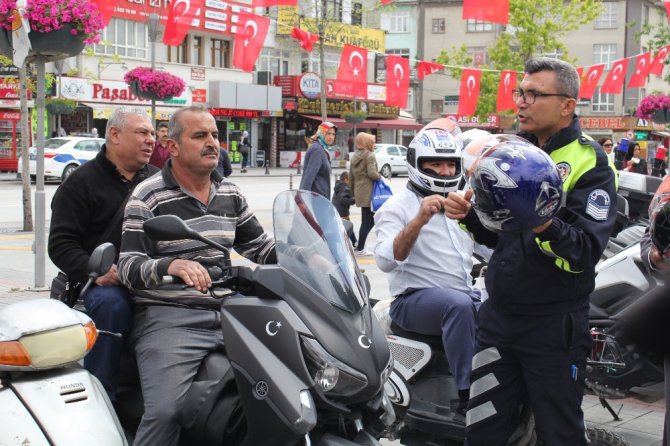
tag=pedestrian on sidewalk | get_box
[149,122,170,169]
[349,132,380,257]
[300,121,336,199]
[332,171,357,247]
[217,147,232,178]
[240,130,250,173]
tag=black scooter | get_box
[88,190,395,445]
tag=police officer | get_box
[444,58,618,445]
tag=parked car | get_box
[17,137,105,182]
[374,143,408,178]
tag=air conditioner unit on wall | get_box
[256,71,272,85]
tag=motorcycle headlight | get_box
[301,336,368,398]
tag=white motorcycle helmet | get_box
[407,118,464,196]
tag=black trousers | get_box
[356,206,374,251]
[465,301,591,446]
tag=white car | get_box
[374,144,408,178]
[17,137,105,182]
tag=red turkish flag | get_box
[665,2,670,22]
[385,55,410,109]
[628,52,651,88]
[232,12,271,73]
[290,27,319,52]
[600,59,629,94]
[458,69,482,116]
[417,61,444,80]
[576,67,584,81]
[252,0,297,5]
[578,64,604,99]
[163,0,204,46]
[462,0,509,25]
[90,0,116,26]
[335,45,368,98]
[650,45,670,77]
[381,0,393,4]
[496,70,517,112]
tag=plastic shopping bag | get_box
[371,178,393,212]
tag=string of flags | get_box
[93,0,668,114]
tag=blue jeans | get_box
[83,285,133,402]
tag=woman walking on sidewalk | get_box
[349,132,380,257]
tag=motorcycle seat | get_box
[389,321,444,348]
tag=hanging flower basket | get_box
[637,94,670,123]
[45,98,77,115]
[28,24,86,61]
[342,111,368,124]
[0,27,11,59]
[124,67,186,101]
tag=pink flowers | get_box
[19,0,104,44]
[636,95,670,121]
[0,0,17,30]
[124,67,186,100]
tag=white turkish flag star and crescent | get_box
[496,70,517,112]
[232,11,270,73]
[385,55,410,109]
[163,0,203,46]
[600,59,628,94]
[578,64,604,99]
[335,44,368,97]
[628,52,651,88]
[458,68,482,115]
[650,45,670,77]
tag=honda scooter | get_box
[0,243,127,445]
[111,190,395,445]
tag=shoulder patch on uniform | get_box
[586,189,610,221]
[556,162,571,182]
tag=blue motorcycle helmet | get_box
[470,138,564,233]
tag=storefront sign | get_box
[297,97,398,118]
[192,89,207,103]
[276,17,385,52]
[0,78,20,99]
[299,73,321,99]
[191,67,206,81]
[443,113,500,128]
[211,108,264,118]
[59,76,192,106]
[113,0,252,36]
[578,117,630,129]
[274,75,300,96]
[0,111,20,120]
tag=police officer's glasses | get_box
[512,89,573,104]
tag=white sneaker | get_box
[354,249,373,257]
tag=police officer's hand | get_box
[167,259,212,293]
[650,245,670,272]
[444,190,473,220]
[95,264,120,286]
[417,195,450,225]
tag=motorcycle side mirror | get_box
[144,215,197,241]
[88,242,115,278]
[143,215,230,254]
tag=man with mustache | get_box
[118,106,276,445]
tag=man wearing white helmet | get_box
[373,118,486,416]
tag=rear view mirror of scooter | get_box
[144,214,229,254]
[80,242,115,297]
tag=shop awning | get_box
[81,102,180,120]
[651,131,670,138]
[300,114,423,131]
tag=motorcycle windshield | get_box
[273,190,366,313]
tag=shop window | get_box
[168,37,189,64]
[94,18,147,59]
[212,39,231,68]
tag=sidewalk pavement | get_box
[0,165,351,183]
[0,275,664,445]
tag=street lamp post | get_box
[147,13,161,129]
